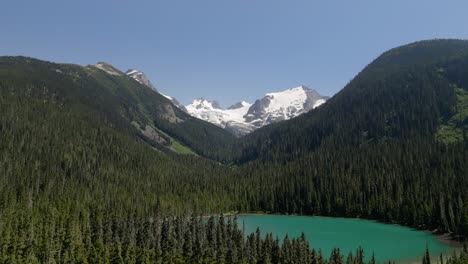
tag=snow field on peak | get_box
[185,100,252,128]
[264,86,308,119]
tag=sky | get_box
[1,1,468,107]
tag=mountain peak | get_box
[189,98,222,110]
[266,85,311,96]
[228,101,251,110]
[293,85,308,90]
[125,69,157,91]
[186,85,327,136]
[94,62,123,76]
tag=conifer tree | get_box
[369,252,376,264]
[347,251,354,264]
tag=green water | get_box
[237,215,458,263]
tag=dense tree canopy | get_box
[0,39,467,263]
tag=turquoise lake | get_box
[237,215,458,263]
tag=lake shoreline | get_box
[231,213,463,264]
[224,211,464,249]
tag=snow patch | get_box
[313,99,326,108]
[161,94,173,100]
[126,70,139,75]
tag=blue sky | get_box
[1,1,467,106]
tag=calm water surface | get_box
[237,215,458,263]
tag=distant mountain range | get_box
[185,86,328,136]
[124,69,328,136]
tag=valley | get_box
[0,39,467,263]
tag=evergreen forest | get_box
[0,39,467,263]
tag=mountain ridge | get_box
[0,56,235,159]
[119,67,329,136]
[125,69,157,91]
[0,40,467,263]
[185,85,328,136]
[231,39,468,163]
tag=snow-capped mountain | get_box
[122,68,327,136]
[125,69,157,91]
[186,99,255,136]
[244,86,326,127]
[185,99,254,136]
[186,86,328,136]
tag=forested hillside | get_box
[0,40,467,263]
[233,39,468,163]
[0,57,235,159]
[222,39,468,237]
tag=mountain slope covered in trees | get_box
[221,39,468,238]
[0,57,235,159]
[233,39,468,163]
[0,40,467,263]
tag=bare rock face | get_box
[95,62,124,76]
[131,121,169,146]
[159,104,184,124]
[142,125,168,145]
[160,94,188,113]
[228,102,247,110]
[243,96,272,126]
